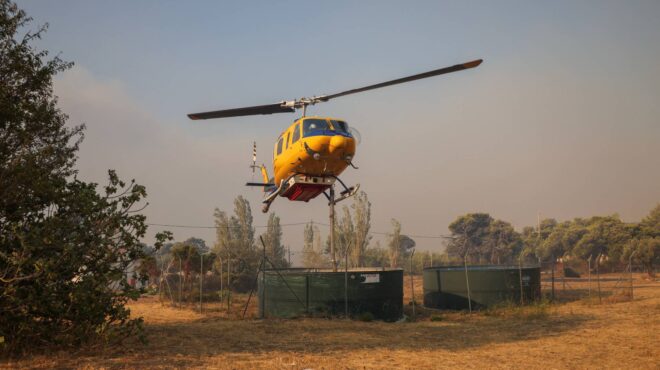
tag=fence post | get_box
[227,257,231,311]
[159,255,164,303]
[596,253,602,304]
[464,254,472,313]
[587,255,591,300]
[179,257,183,308]
[629,251,636,300]
[410,250,416,320]
[345,247,349,319]
[262,237,267,319]
[551,257,555,302]
[518,255,524,305]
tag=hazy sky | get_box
[19,1,660,260]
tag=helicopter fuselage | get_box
[272,116,356,185]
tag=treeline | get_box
[178,193,658,291]
[443,208,659,274]
[298,195,658,275]
[143,196,292,296]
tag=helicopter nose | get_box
[329,135,347,153]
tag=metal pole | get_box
[158,255,164,303]
[562,257,566,292]
[179,257,183,308]
[219,256,223,302]
[629,251,636,300]
[227,256,231,311]
[200,253,203,314]
[344,241,349,318]
[410,250,416,320]
[551,256,555,302]
[518,255,524,305]
[596,253,602,304]
[261,236,267,318]
[587,255,591,299]
[464,254,472,313]
[243,257,264,319]
[329,186,337,272]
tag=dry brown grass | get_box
[3,274,659,369]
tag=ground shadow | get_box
[32,308,593,369]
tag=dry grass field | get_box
[3,274,659,369]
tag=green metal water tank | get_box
[258,268,403,321]
[423,265,541,310]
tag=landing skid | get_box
[324,176,359,204]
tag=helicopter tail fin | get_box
[260,164,270,185]
[246,165,276,193]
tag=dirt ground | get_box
[3,274,659,369]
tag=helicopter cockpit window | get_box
[292,123,301,143]
[330,120,349,134]
[302,119,330,137]
[276,137,283,155]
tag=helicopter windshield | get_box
[330,120,349,134]
[302,119,330,137]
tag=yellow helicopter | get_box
[188,59,482,212]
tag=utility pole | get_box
[288,246,291,267]
[199,253,203,314]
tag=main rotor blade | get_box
[188,103,295,120]
[320,59,482,101]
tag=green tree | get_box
[261,213,287,268]
[623,205,660,275]
[388,219,402,267]
[640,204,660,238]
[212,196,258,292]
[0,1,170,351]
[482,219,521,264]
[351,191,372,267]
[521,218,557,261]
[572,216,631,261]
[363,240,389,267]
[302,222,328,268]
[446,213,493,262]
[325,206,355,268]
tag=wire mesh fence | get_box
[538,259,653,304]
[141,253,657,321]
